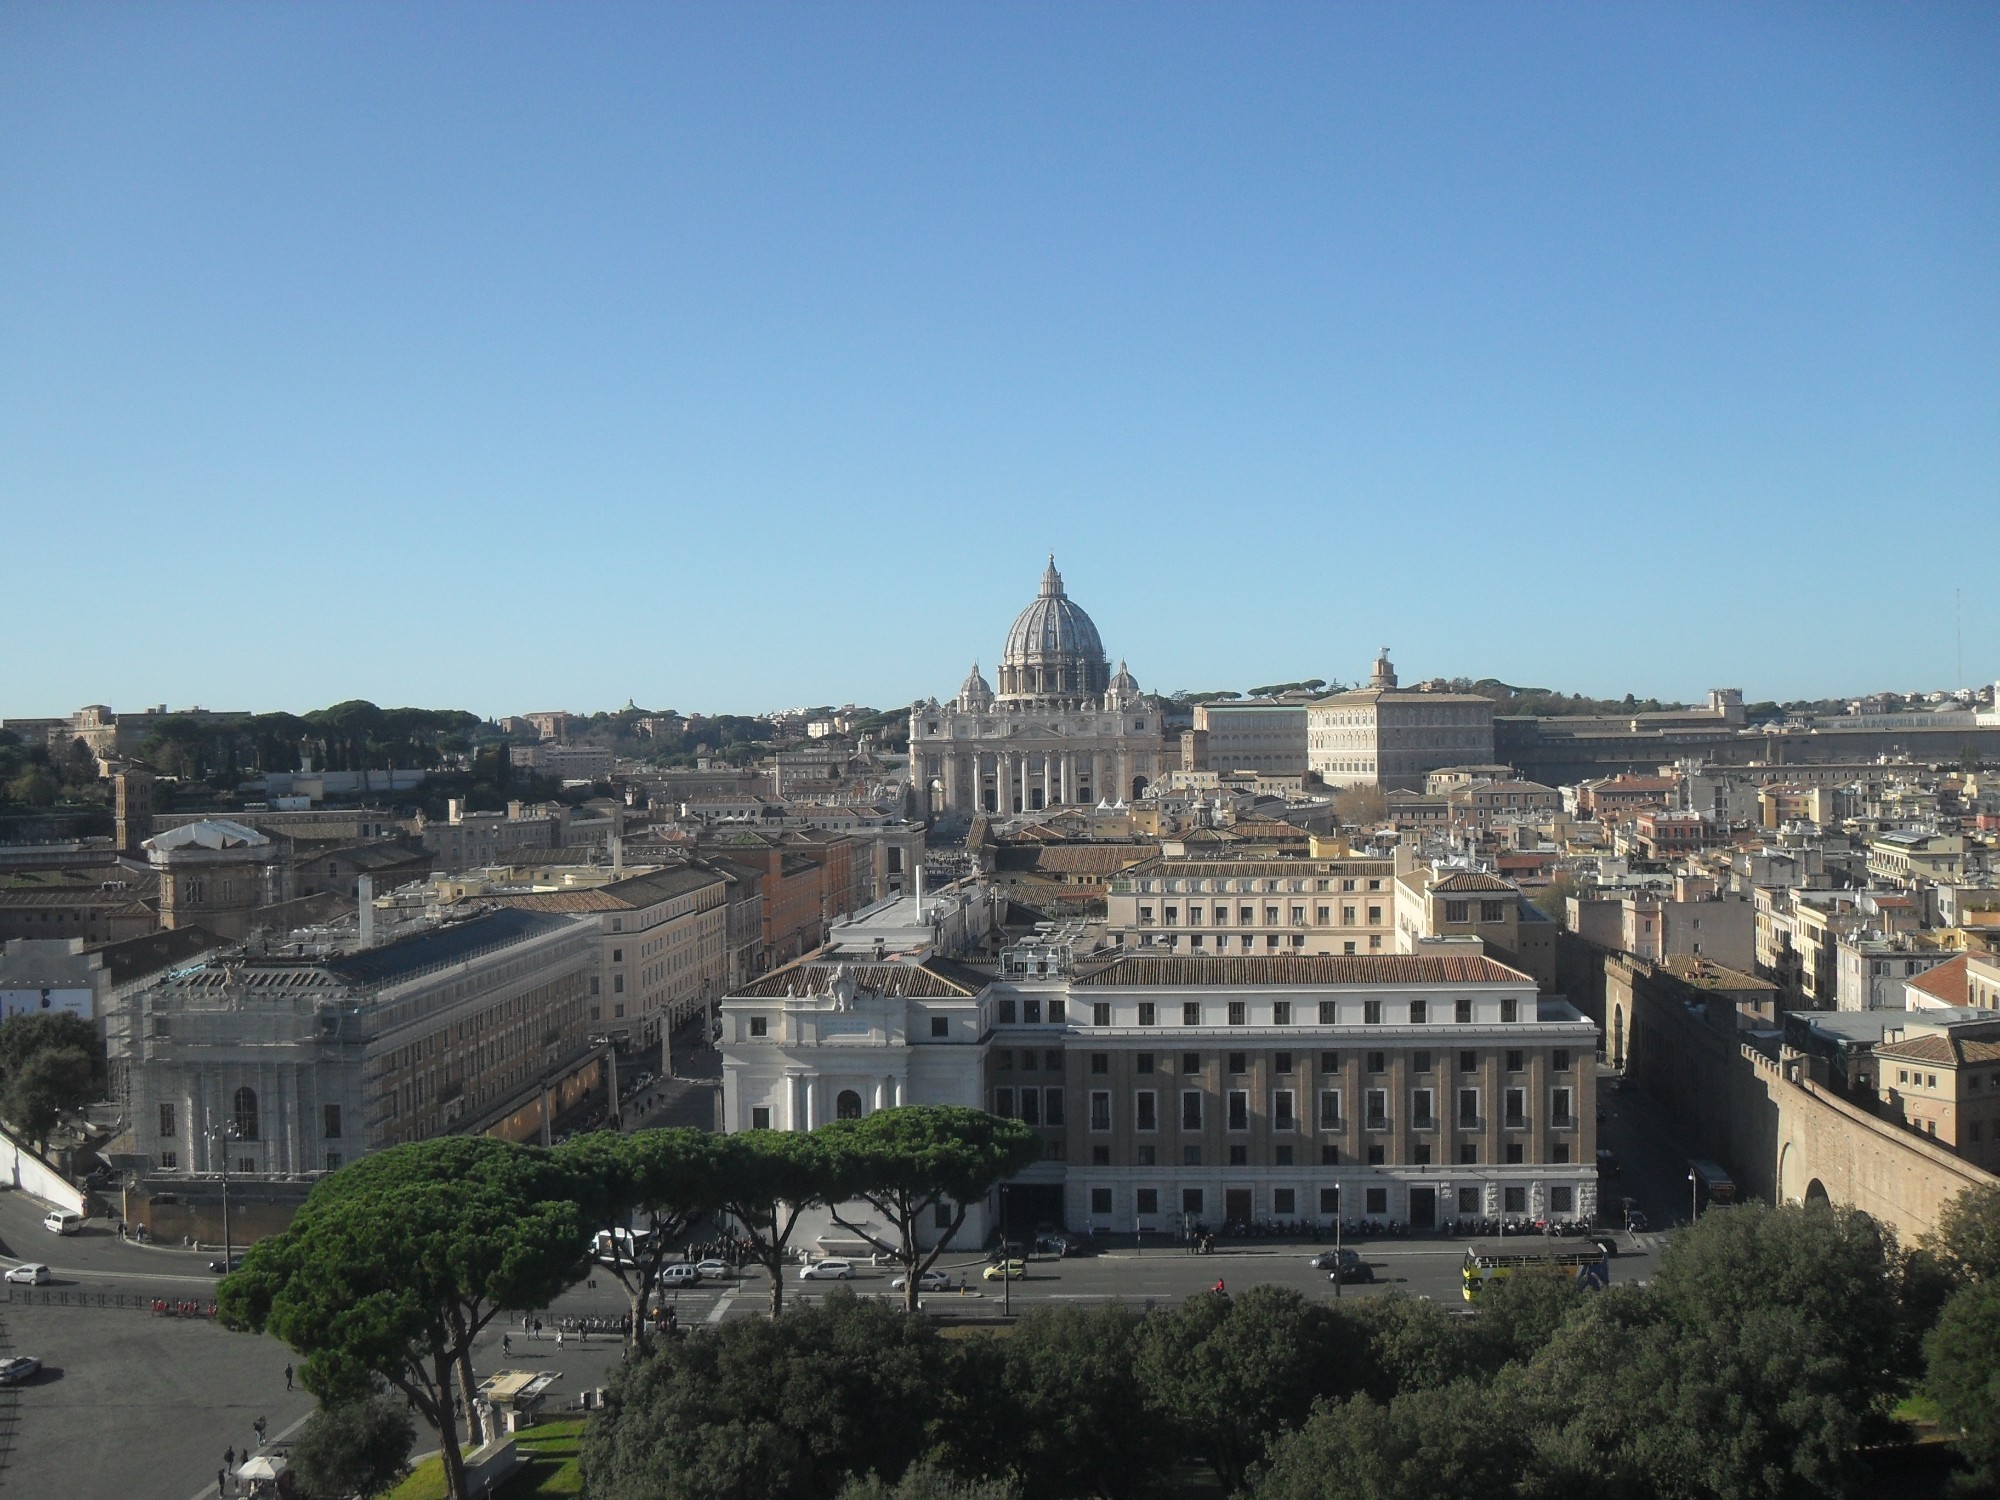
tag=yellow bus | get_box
[1462,1240,1611,1303]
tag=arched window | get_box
[836,1089,863,1120]
[233,1086,259,1142]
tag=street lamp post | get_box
[1688,1170,1698,1225]
[214,1121,240,1268]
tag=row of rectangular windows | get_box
[1049,1085,1575,1132]
[1057,1047,1572,1074]
[1135,904,1390,925]
[1098,1183,1575,1218]
[1075,998,1526,1027]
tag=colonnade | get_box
[937,746,1141,814]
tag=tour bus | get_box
[1462,1240,1611,1303]
[1689,1159,1737,1215]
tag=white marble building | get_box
[910,559,1165,816]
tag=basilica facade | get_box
[909,559,1165,815]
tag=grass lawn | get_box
[386,1418,589,1500]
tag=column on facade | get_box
[1018,754,1030,814]
[1115,751,1129,803]
[787,1073,808,1131]
[942,752,959,811]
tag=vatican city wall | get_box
[1610,951,1995,1247]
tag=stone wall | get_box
[1608,949,1996,1246]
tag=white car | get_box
[42,1211,82,1236]
[799,1258,854,1281]
[659,1263,703,1287]
[693,1259,733,1279]
[4,1264,50,1286]
[890,1269,950,1292]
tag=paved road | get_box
[0,1057,1703,1496]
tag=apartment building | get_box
[490,864,731,1050]
[1104,856,1398,956]
[1392,866,1557,988]
[1875,1010,2000,1173]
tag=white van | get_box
[43,1211,82,1236]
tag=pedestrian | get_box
[1212,1278,1226,1295]
[218,1468,228,1497]
[225,1445,236,1470]
[555,1329,564,1351]
[254,1415,267,1444]
[283,1363,293,1392]
[533,1317,543,1340]
[503,1333,512,1356]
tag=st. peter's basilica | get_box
[908,558,1165,815]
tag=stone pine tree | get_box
[714,1129,842,1321]
[558,1128,727,1352]
[219,1138,590,1500]
[817,1106,1041,1313]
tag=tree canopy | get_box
[715,1128,840,1320]
[0,1011,106,1154]
[817,1106,1041,1312]
[557,1127,727,1349]
[219,1138,589,1500]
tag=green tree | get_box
[714,1129,839,1320]
[942,1304,1160,1500]
[1249,1378,1538,1500]
[289,1391,416,1500]
[816,1106,1041,1313]
[836,1460,1020,1500]
[1347,1293,1482,1398]
[1925,1280,2000,1491]
[1133,1286,1365,1490]
[558,1127,727,1351]
[1,1045,96,1154]
[219,1138,590,1500]
[1532,871,1581,924]
[1526,1203,1907,1500]
[1922,1183,2000,1286]
[581,1291,952,1500]
[0,1012,106,1155]
[5,770,57,808]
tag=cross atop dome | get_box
[1040,555,1065,597]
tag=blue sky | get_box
[2,3,1994,719]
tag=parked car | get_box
[659,1263,703,1287]
[982,1259,1026,1282]
[693,1259,733,1280]
[4,1264,51,1286]
[42,1211,82,1236]
[891,1269,951,1292]
[208,1254,245,1274]
[799,1258,854,1281]
[0,1356,41,1385]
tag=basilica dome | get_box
[999,557,1110,700]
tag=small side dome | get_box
[959,661,994,705]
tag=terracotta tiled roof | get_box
[1908,956,1970,1007]
[1074,954,1531,987]
[1877,1031,2000,1067]
[996,846,1151,875]
[1432,871,1516,893]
